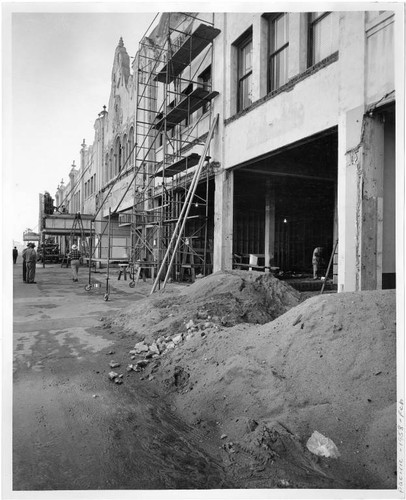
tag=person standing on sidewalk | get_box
[25,243,37,284]
[13,247,18,264]
[22,243,30,282]
[68,244,82,282]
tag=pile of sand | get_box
[148,289,396,488]
[111,272,396,488]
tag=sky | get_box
[5,4,158,244]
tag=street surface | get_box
[12,263,227,490]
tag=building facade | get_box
[50,10,398,291]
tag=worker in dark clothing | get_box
[13,247,18,264]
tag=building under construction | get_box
[40,10,399,292]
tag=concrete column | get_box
[337,12,366,292]
[264,178,275,270]
[359,115,384,290]
[337,107,364,292]
[213,168,233,272]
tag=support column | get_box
[264,178,275,271]
[359,115,384,290]
[213,169,234,272]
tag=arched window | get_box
[122,133,127,169]
[105,153,109,182]
[115,136,122,174]
[110,147,114,179]
[130,126,135,166]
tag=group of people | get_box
[21,243,37,284]
[15,242,82,285]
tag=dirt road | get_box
[12,265,228,490]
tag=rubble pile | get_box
[112,270,300,343]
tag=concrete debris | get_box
[134,360,149,372]
[149,343,160,355]
[222,442,236,454]
[109,361,120,368]
[108,371,119,380]
[306,431,340,458]
[114,378,123,384]
[166,341,175,350]
[126,364,134,372]
[106,350,115,355]
[134,341,149,353]
[247,419,258,432]
[186,319,195,330]
[221,434,228,439]
[172,334,183,345]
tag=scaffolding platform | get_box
[154,23,221,83]
[153,88,219,130]
[153,152,211,177]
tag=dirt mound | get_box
[112,270,300,343]
[138,289,396,488]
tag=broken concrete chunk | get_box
[221,434,227,440]
[306,431,340,458]
[166,341,175,350]
[149,343,160,355]
[109,361,120,368]
[134,341,149,353]
[247,419,258,432]
[185,319,195,330]
[114,378,123,385]
[126,364,134,372]
[134,360,149,372]
[173,334,183,345]
[108,371,119,380]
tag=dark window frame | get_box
[307,11,334,68]
[267,13,289,93]
[235,28,253,112]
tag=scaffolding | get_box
[118,12,221,289]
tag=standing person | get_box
[25,243,37,284]
[22,243,30,282]
[13,246,18,264]
[312,247,323,280]
[68,244,81,282]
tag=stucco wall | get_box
[223,61,339,168]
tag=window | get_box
[128,126,134,165]
[115,137,122,174]
[199,65,212,114]
[180,84,193,130]
[237,33,253,112]
[268,14,289,92]
[308,12,338,66]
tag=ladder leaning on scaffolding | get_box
[150,114,219,294]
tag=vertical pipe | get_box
[106,208,111,294]
[88,219,93,285]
